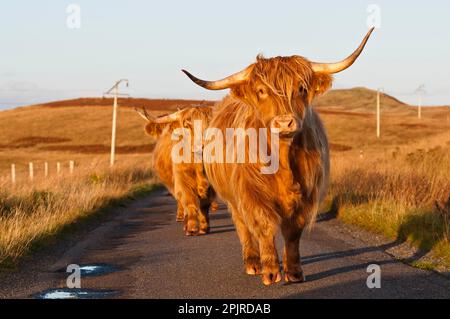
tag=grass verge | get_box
[0,160,157,269]
[329,133,450,269]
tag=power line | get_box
[376,88,383,139]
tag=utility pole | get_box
[103,79,129,167]
[376,88,383,139]
[418,95,422,119]
[11,164,16,184]
[414,84,426,120]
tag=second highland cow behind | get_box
[137,106,216,236]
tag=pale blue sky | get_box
[0,0,449,109]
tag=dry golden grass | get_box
[0,159,156,267]
[329,131,450,266]
[316,89,450,267]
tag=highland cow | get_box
[183,28,374,285]
[137,106,216,236]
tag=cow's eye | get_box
[299,86,308,96]
[257,87,268,99]
[183,120,192,129]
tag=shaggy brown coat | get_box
[203,55,331,284]
[144,107,216,235]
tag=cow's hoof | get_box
[245,264,261,276]
[261,272,282,286]
[210,201,219,212]
[185,229,199,236]
[197,187,208,199]
[184,219,199,236]
[284,271,305,283]
[183,224,196,235]
[198,227,210,235]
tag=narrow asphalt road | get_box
[1,189,449,299]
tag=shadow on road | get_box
[210,224,234,229]
[304,259,397,283]
[302,241,402,265]
[209,223,235,234]
[283,273,449,299]
[208,228,235,236]
[209,212,231,221]
[300,242,399,284]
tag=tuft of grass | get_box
[0,159,156,268]
[410,260,437,271]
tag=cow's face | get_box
[138,107,211,153]
[177,107,212,153]
[144,121,179,138]
[229,56,332,138]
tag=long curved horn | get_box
[135,107,154,121]
[311,27,375,74]
[152,110,183,124]
[181,65,253,90]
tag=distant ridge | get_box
[315,87,410,112]
[35,98,215,111]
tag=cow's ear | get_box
[308,72,333,103]
[230,85,245,100]
[168,121,180,132]
[144,123,163,137]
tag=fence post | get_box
[57,162,61,175]
[44,162,49,177]
[11,164,16,184]
[29,162,34,181]
[69,161,74,174]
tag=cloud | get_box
[0,71,16,78]
[0,80,102,109]
[0,80,39,92]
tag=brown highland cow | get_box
[137,106,216,236]
[182,28,374,285]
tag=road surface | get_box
[1,189,449,299]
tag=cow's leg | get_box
[195,164,209,199]
[183,204,200,236]
[256,229,281,285]
[176,201,184,222]
[166,187,183,222]
[244,208,281,285]
[281,219,305,283]
[210,200,219,212]
[198,200,210,235]
[178,188,201,236]
[174,169,201,236]
[229,205,261,275]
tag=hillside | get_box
[315,87,408,112]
